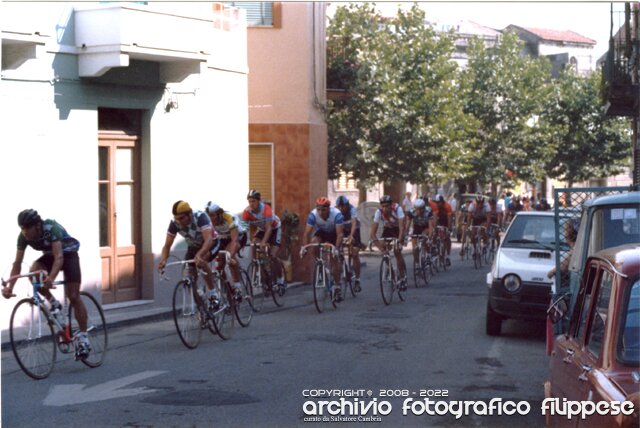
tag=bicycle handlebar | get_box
[299,242,338,258]
[1,270,64,289]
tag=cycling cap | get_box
[316,197,331,207]
[17,209,41,228]
[206,201,222,214]
[172,200,192,215]
[247,189,261,200]
[414,199,426,209]
[379,195,393,204]
[435,194,445,202]
[336,195,349,206]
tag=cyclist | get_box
[2,209,91,359]
[301,197,345,300]
[205,201,248,294]
[487,198,504,247]
[405,198,435,268]
[158,200,219,300]
[335,196,362,292]
[242,190,285,289]
[460,195,490,257]
[432,194,453,266]
[370,195,407,289]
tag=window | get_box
[587,270,614,358]
[226,2,281,27]
[336,171,357,191]
[571,265,598,339]
[588,206,640,256]
[619,280,640,364]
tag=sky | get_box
[327,1,630,59]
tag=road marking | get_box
[43,370,166,406]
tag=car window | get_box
[571,265,598,339]
[619,279,640,364]
[503,215,556,249]
[588,206,640,257]
[587,270,614,358]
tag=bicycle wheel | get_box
[312,262,327,313]
[343,257,355,298]
[172,280,202,349]
[248,263,265,312]
[473,242,482,269]
[439,242,448,272]
[270,259,285,307]
[380,257,394,305]
[10,298,56,380]
[69,292,108,368]
[397,268,406,302]
[485,239,496,264]
[234,269,253,327]
[413,250,427,288]
[420,246,433,285]
[211,280,235,340]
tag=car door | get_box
[549,263,601,427]
[576,269,617,428]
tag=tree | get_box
[326,4,472,188]
[541,69,631,186]
[459,31,553,189]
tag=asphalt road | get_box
[2,243,549,428]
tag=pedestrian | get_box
[402,192,413,213]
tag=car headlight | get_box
[503,274,522,293]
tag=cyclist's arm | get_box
[302,223,314,247]
[349,218,357,239]
[158,233,176,271]
[335,224,344,249]
[261,221,272,246]
[45,241,64,286]
[196,228,215,263]
[369,222,379,242]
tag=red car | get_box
[545,244,639,427]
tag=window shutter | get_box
[226,2,273,26]
[248,144,274,204]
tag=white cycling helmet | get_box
[414,198,426,209]
[206,201,222,214]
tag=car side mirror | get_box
[547,295,569,324]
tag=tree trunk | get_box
[358,183,367,205]
[383,179,405,204]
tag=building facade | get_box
[1,2,249,328]
[242,2,328,280]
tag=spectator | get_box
[522,197,533,211]
[536,198,551,211]
[402,192,413,213]
[448,193,458,212]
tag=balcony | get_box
[602,6,639,118]
[74,3,247,79]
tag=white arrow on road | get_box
[43,370,167,406]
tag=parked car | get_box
[564,191,640,312]
[455,193,485,242]
[545,244,640,427]
[485,211,571,336]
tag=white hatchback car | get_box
[485,211,570,336]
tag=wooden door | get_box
[99,131,141,303]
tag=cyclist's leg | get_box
[29,257,54,301]
[268,228,283,282]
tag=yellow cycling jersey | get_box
[212,212,243,238]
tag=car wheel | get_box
[486,302,502,336]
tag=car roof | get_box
[512,211,554,217]
[584,191,640,208]
[589,244,640,278]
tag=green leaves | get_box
[326,5,630,189]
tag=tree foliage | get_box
[540,69,631,185]
[327,4,473,186]
[326,4,633,190]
